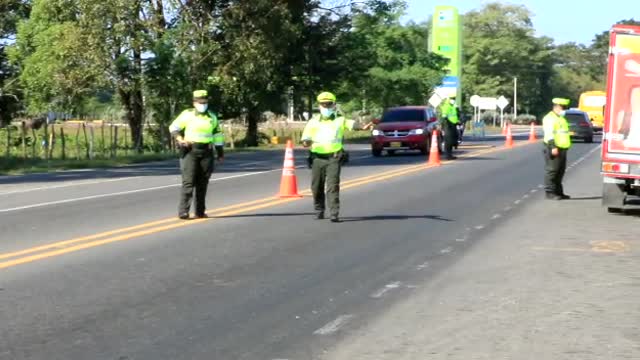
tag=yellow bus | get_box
[578,90,606,131]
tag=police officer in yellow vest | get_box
[440,97,460,159]
[543,98,572,200]
[169,90,225,219]
[301,92,357,223]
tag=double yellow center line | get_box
[0,143,526,270]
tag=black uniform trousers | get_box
[543,147,568,196]
[179,144,214,215]
[444,120,459,158]
[311,153,342,217]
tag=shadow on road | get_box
[213,213,453,222]
[340,214,453,222]
[214,212,317,219]
[457,156,498,161]
[609,209,640,217]
[569,196,602,201]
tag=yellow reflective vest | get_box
[542,111,571,149]
[440,102,459,124]
[169,109,225,145]
[301,114,355,154]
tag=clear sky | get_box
[402,0,639,45]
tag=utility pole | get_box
[287,86,294,123]
[513,77,518,120]
[362,89,367,113]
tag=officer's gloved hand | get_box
[177,139,192,148]
[302,140,312,148]
[215,146,224,163]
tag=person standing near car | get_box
[169,90,225,219]
[440,97,460,159]
[455,106,465,147]
[542,98,572,200]
[301,91,368,223]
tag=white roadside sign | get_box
[478,97,497,110]
[497,95,509,110]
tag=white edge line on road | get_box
[0,154,377,213]
[0,176,145,196]
[440,247,453,254]
[370,282,402,298]
[313,315,355,335]
[0,171,276,213]
[0,153,372,204]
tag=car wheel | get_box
[372,148,382,157]
[387,150,396,156]
[420,145,428,155]
[585,136,593,143]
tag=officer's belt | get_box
[191,142,213,150]
[312,151,341,159]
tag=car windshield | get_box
[566,113,587,124]
[381,109,426,123]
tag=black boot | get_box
[545,192,562,200]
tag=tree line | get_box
[0,0,638,151]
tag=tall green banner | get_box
[431,6,462,103]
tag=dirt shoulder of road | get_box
[322,151,640,360]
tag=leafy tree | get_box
[549,42,602,106]
[144,38,190,146]
[0,0,30,126]
[461,2,554,117]
[589,18,640,86]
[549,19,640,106]
[308,1,448,113]
[353,14,447,109]
[214,0,301,146]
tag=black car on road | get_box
[565,109,594,143]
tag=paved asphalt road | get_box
[0,133,636,360]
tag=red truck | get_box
[601,24,640,212]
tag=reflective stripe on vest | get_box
[170,110,224,144]
[212,133,225,146]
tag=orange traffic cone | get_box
[528,122,537,143]
[505,123,514,148]
[278,140,303,198]
[428,130,441,166]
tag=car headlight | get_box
[372,129,384,136]
[409,128,424,135]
